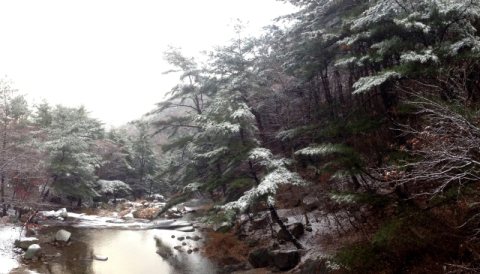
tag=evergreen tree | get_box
[0,78,32,215]
[125,120,159,197]
[37,104,104,204]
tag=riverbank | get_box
[1,204,219,274]
[202,207,349,274]
[0,224,21,274]
[1,197,348,274]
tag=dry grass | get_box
[200,204,213,211]
[204,231,249,265]
[133,208,161,219]
[118,208,130,217]
[75,207,98,215]
[169,193,184,200]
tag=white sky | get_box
[0,0,295,128]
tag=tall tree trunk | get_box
[269,205,304,249]
[334,70,344,103]
[42,189,50,202]
[1,176,6,216]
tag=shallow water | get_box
[10,227,217,274]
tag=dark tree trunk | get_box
[42,189,50,202]
[269,205,304,249]
[1,177,6,216]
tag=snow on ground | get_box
[38,210,194,231]
[241,207,357,272]
[0,225,21,274]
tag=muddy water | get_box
[10,227,218,274]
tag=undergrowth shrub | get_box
[333,206,469,273]
[204,231,248,265]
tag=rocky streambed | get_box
[3,208,218,274]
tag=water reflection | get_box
[11,227,217,274]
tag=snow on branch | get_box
[204,121,240,134]
[231,104,255,120]
[352,71,401,94]
[191,146,228,159]
[394,17,431,33]
[329,192,358,204]
[222,167,306,212]
[336,32,372,46]
[295,143,350,157]
[275,125,316,141]
[370,37,401,56]
[222,148,307,212]
[183,182,202,193]
[401,48,439,64]
[334,57,358,67]
[449,36,480,56]
[249,147,273,161]
[350,0,396,31]
[96,180,132,195]
[249,148,294,169]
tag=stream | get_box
[2,213,219,274]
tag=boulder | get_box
[15,237,40,249]
[191,235,202,241]
[302,195,320,212]
[106,219,126,224]
[277,223,305,241]
[1,215,8,224]
[251,216,269,230]
[177,236,185,241]
[24,244,41,260]
[248,247,271,268]
[151,220,192,229]
[170,213,183,218]
[291,223,305,238]
[176,226,195,232]
[57,208,68,218]
[156,246,171,257]
[122,212,134,220]
[93,255,108,261]
[183,206,196,213]
[55,229,71,242]
[39,233,55,244]
[293,258,328,274]
[246,238,259,247]
[268,250,300,270]
[9,215,18,223]
[231,269,270,274]
[214,222,231,232]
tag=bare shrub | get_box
[203,231,248,265]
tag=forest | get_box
[1,0,480,273]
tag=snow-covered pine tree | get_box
[148,47,210,193]
[37,104,104,205]
[126,120,160,197]
[223,148,307,249]
[0,78,33,215]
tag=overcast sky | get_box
[0,1,295,128]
